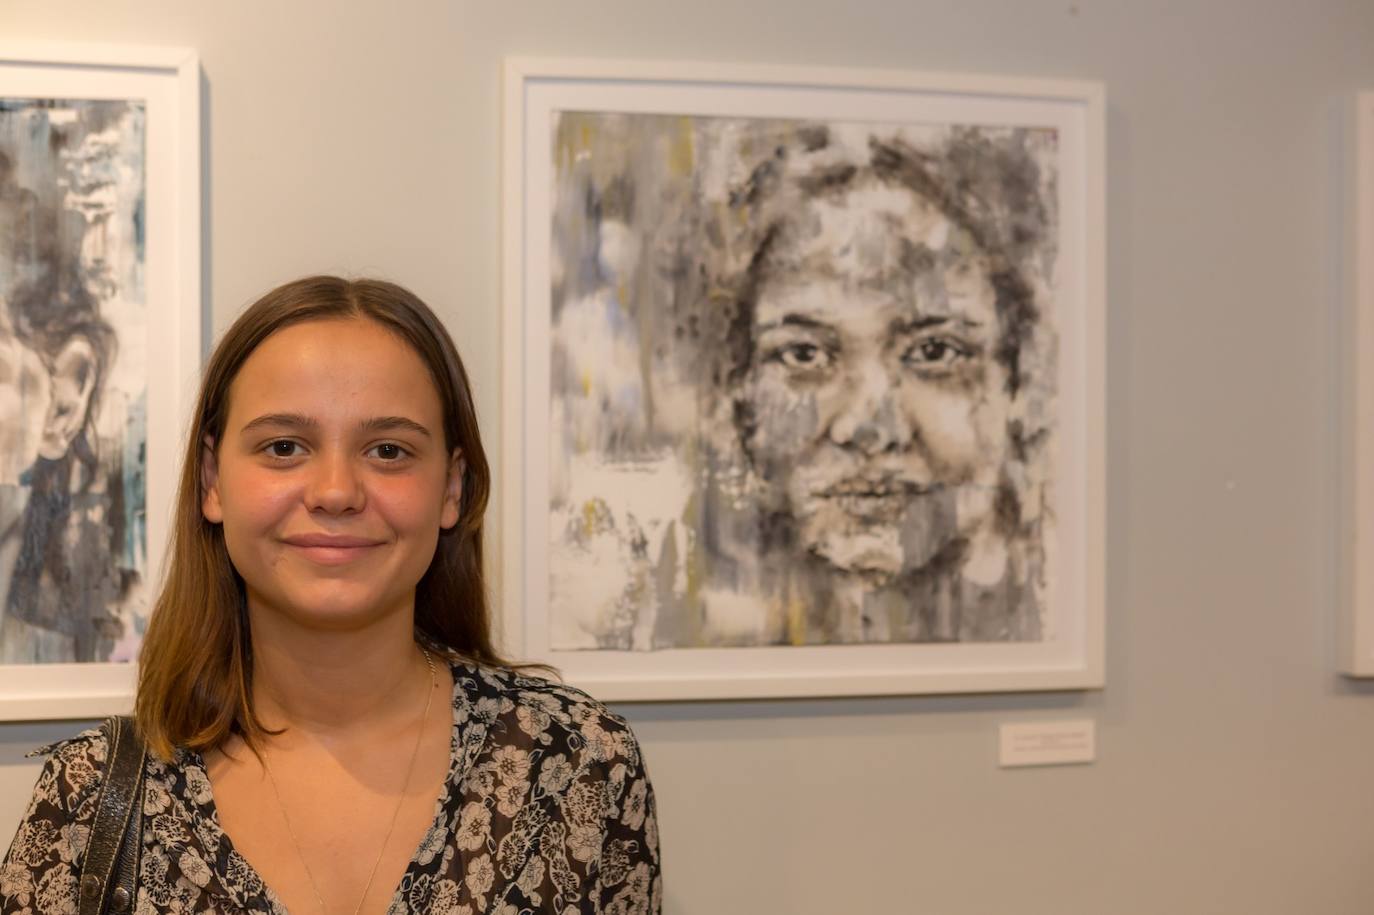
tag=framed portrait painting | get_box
[0,42,200,718]
[502,58,1105,699]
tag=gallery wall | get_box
[3,1,1374,912]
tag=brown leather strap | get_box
[78,716,147,915]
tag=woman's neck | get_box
[247,610,432,740]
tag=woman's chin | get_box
[246,585,407,632]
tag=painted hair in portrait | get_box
[0,97,148,664]
[548,112,1059,652]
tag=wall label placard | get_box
[999,720,1096,767]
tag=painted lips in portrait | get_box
[789,467,959,579]
[811,473,940,523]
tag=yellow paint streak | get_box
[786,595,807,646]
[580,370,592,397]
[666,118,696,177]
[579,500,600,539]
[552,114,596,171]
[732,200,753,231]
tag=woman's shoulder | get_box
[452,661,644,763]
[30,726,107,761]
[20,726,109,825]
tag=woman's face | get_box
[202,317,462,631]
[740,183,1014,580]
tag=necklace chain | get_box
[261,647,438,915]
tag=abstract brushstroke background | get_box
[549,113,1059,650]
[0,98,147,664]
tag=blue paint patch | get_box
[122,391,147,574]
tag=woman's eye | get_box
[369,443,408,461]
[266,440,301,458]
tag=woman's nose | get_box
[827,363,914,455]
[304,451,366,514]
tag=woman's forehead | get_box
[225,318,443,423]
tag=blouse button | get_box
[80,875,101,898]
[112,886,133,911]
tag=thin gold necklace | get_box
[261,647,438,915]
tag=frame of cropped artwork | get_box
[0,41,200,719]
[1343,91,1374,677]
[502,57,1105,700]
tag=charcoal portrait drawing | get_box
[548,113,1059,651]
[0,98,148,664]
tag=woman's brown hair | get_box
[135,276,505,760]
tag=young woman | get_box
[1,276,661,915]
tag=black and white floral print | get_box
[1,663,662,915]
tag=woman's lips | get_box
[281,534,385,565]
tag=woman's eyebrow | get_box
[361,416,433,439]
[239,413,432,438]
[240,412,315,435]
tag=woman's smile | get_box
[280,532,388,566]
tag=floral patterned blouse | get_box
[0,663,661,915]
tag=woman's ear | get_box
[440,449,465,530]
[37,336,97,460]
[201,435,224,523]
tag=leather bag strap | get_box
[78,715,147,915]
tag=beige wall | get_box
[4,2,1374,912]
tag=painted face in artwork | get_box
[740,180,1016,581]
[0,316,51,534]
[201,318,464,631]
[0,306,101,480]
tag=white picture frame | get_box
[1344,91,1374,677]
[0,41,201,719]
[502,57,1105,700]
